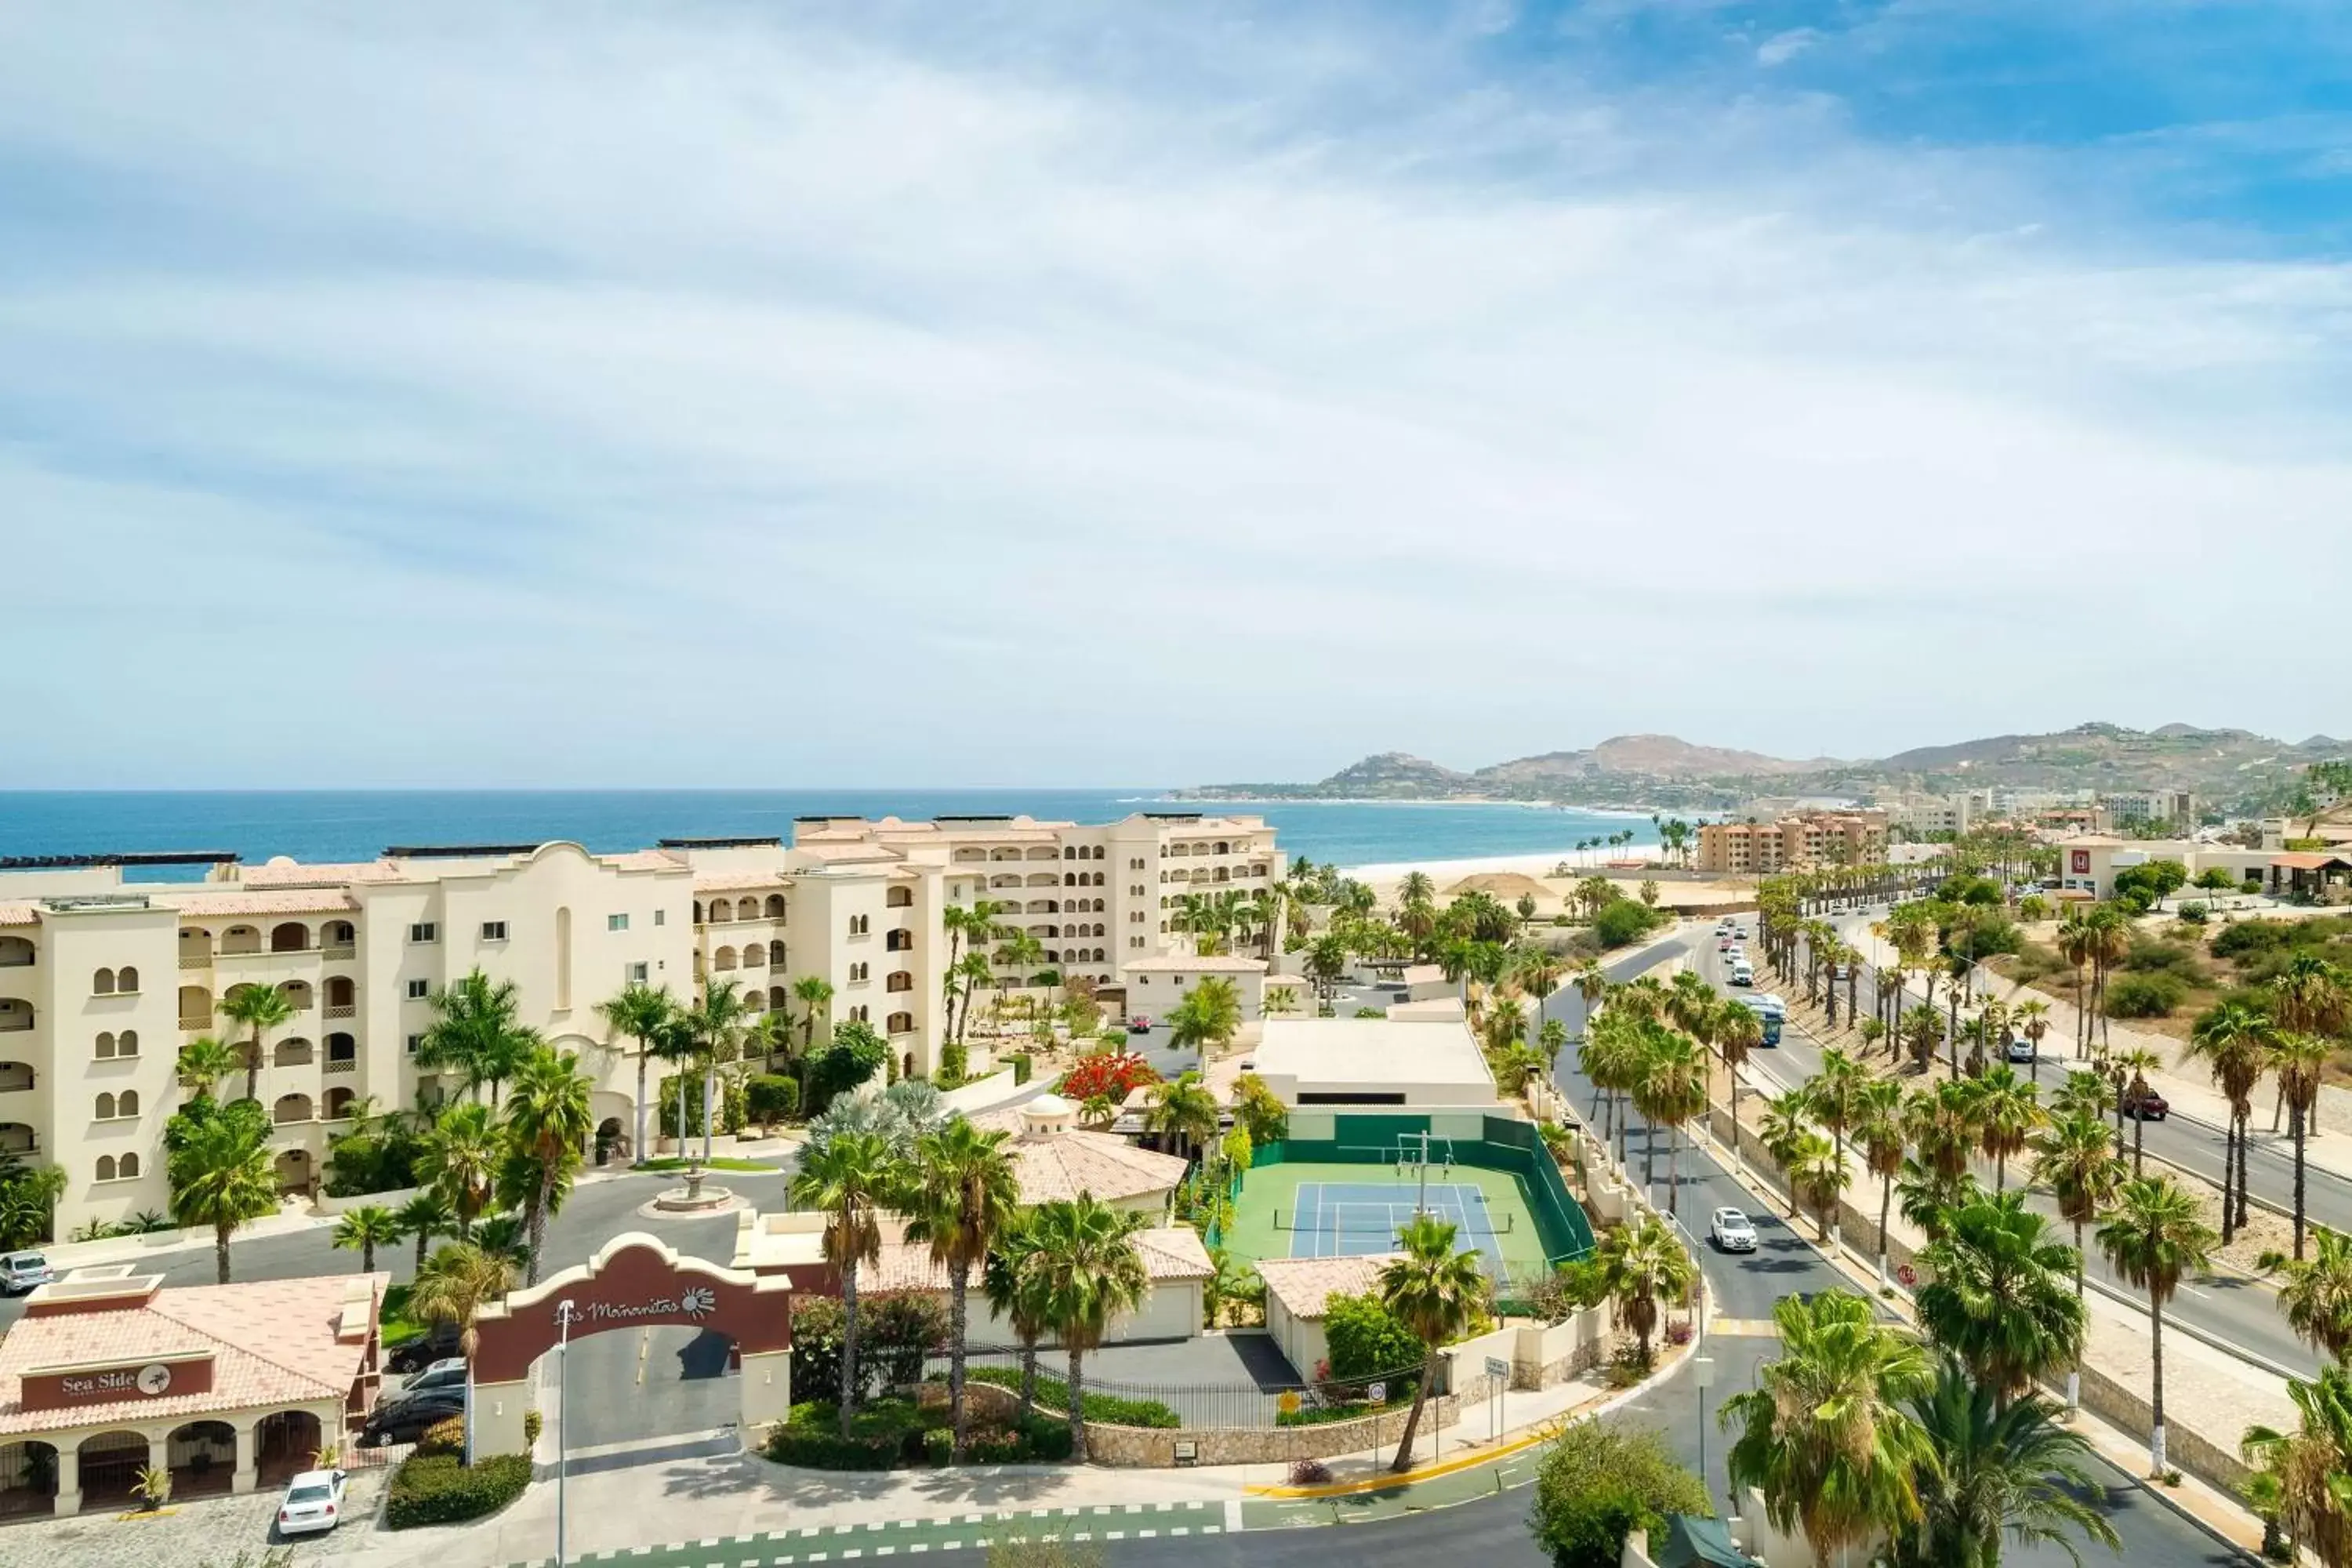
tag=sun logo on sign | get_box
[680,1287,717,1318]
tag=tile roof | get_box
[0,905,34,927]
[998,1128,1188,1204]
[168,890,362,917]
[1129,1225,1214,1281]
[238,860,407,888]
[790,843,908,865]
[1256,1254,1399,1322]
[2272,852,2352,870]
[1122,955,1267,974]
[695,871,793,892]
[601,850,688,873]
[0,1272,383,1436]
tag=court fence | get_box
[1250,1112,1595,1267]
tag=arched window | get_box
[327,1033,356,1063]
[118,1026,141,1055]
[96,1093,115,1120]
[121,1152,140,1179]
[277,979,313,1011]
[764,895,788,920]
[1063,873,1076,887]
[713,947,738,971]
[221,924,261,955]
[1091,871,1104,887]
[885,887,913,909]
[120,1090,139,1116]
[694,901,705,924]
[96,1155,117,1181]
[885,930,913,952]
[115,966,139,993]
[325,1087,356,1120]
[1091,846,1105,859]
[273,1094,312,1125]
[886,971,913,993]
[270,922,310,953]
[325,920,357,946]
[741,945,765,968]
[887,1011,914,1035]
[91,968,115,996]
[769,985,789,1013]
[710,898,735,923]
[325,975,355,1007]
[768,940,786,966]
[178,985,210,1026]
[95,1032,115,1059]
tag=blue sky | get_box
[3,2,2347,787]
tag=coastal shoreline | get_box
[1343,844,1665,883]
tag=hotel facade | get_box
[0,812,1282,1236]
[1693,810,1890,875]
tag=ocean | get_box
[0,790,1658,879]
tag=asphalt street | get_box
[1686,928,2321,1378]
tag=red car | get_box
[1127,1015,1152,1034]
[2122,1086,2169,1120]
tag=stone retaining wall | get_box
[956,1377,1463,1468]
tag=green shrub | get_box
[1007,1052,1033,1086]
[1322,1291,1424,1385]
[764,1399,927,1470]
[659,1073,746,1138]
[938,1040,969,1087]
[1276,1395,1406,1427]
[746,1074,800,1128]
[384,1452,532,1530]
[1529,1417,1710,1568]
[1592,899,1664,950]
[923,1428,954,1467]
[524,1410,543,1446]
[2176,902,2210,925]
[2105,972,2187,1018]
[960,1364,1180,1428]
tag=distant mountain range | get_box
[1179,723,2349,815]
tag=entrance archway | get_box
[595,1117,625,1167]
[255,1410,322,1486]
[467,1233,824,1457]
[75,1431,146,1512]
[166,1419,237,1499]
[0,1440,57,1517]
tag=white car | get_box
[1729,960,1755,987]
[1711,1207,1759,1252]
[2005,1036,2038,1064]
[277,1468,348,1537]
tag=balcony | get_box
[324,1058,356,1076]
[0,1067,31,1092]
[180,952,212,971]
[0,1016,31,1034]
[180,1016,211,1033]
[322,945,357,963]
[324,1004,355,1020]
[273,1043,315,1068]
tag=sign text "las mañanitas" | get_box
[560,1287,717,1326]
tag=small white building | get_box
[1399,964,1451,1003]
[1251,1018,1501,1110]
[1118,954,1268,1023]
[1258,1254,1399,1381]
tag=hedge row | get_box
[960,1365,1181,1429]
[764,1399,1076,1469]
[384,1452,532,1530]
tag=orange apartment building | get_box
[1694,811,1889,875]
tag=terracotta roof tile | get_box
[0,905,35,927]
[238,860,406,888]
[169,890,361,917]
[1256,1254,1399,1321]
[1002,1130,1188,1204]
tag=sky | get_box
[4,1,2349,788]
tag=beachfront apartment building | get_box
[1694,810,1889,875]
[0,812,1280,1236]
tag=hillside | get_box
[1179,721,2348,814]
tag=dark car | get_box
[358,1387,466,1448]
[386,1325,461,1375]
[2122,1085,2169,1120]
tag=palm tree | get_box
[2013,998,2052,1079]
[1722,1290,1935,1568]
[419,970,540,1107]
[1515,948,1564,1052]
[2188,1000,2273,1240]
[2275,1030,2332,1259]
[1631,1030,1708,1217]
[1166,978,1242,1066]
[1588,1212,1697,1367]
[174,1035,241,1100]
[1854,1078,1907,1285]
[397,1188,456,1273]
[1377,1212,1491,1472]
[2097,1175,2219,1476]
[166,1105,279,1283]
[1028,1195,1150,1463]
[1807,1047,1868,1183]
[979,1215,1055,1420]
[472,1214,532,1272]
[1966,1066,2043,1192]
[1907,1080,1980,1185]
[504,1047,594,1284]
[2243,1362,2352,1568]
[1714,999,1765,1177]
[409,1240,517,1362]
[792,973,838,1060]
[2262,1227,2352,1363]
[2049,1068,2112,1127]
[1757,1090,1815,1218]
[941,900,1002,1031]
[1913,1192,2085,1407]
[901,1120,1020,1457]
[2082,905,2132,1058]
[595,981,677,1169]
[687,978,753,1163]
[1900,1002,1945,1072]
[2031,1112,2125,1411]
[790,1131,902,1434]
[1900,1358,2121,1568]
[332,1204,403,1274]
[419,1101,501,1238]
[216,983,294,1103]
[1145,1072,1221,1163]
[1788,1132,1849,1244]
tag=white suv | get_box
[1711,1207,1759,1252]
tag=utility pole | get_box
[555,1300,577,1568]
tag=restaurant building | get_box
[0,1267,383,1517]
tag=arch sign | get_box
[466,1232,815,1454]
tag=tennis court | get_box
[1221,1157,1551,1287]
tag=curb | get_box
[1243,1424,1553,1498]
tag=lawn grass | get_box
[636,1156,781,1172]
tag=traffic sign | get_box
[1484,1356,1510,1379]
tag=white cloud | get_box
[2,2,2348,785]
[1756,27,1822,67]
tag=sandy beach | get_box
[1343,844,1753,915]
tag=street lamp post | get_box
[555,1300,577,1568]
[1693,1356,1717,1497]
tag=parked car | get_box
[276,1468,349,1536]
[358,1387,466,1448]
[397,1358,468,1398]
[386,1323,461,1375]
[2122,1085,2169,1120]
[1127,1014,1152,1035]
[2004,1036,2038,1064]
[1710,1207,1759,1252]
[0,1250,53,1296]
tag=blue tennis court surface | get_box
[1286,1181,1510,1276]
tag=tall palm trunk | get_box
[702,1061,717,1162]
[2132,1112,2147,1177]
[215,1221,234,1285]
[1066,1345,1090,1463]
[1729,1080,1744,1178]
[1665,1124,1679,1216]
[2220,1120,2238,1243]
[2067,1222,2085,1411]
[2236,1106,2252,1230]
[245,1028,264,1103]
[2293,1101,2310,1259]
[1389,1352,1438,1472]
[1018,1333,1039,1421]
[947,1267,973,1457]
[633,1044,650,1167]
[525,1167,554,1286]
[2148,1291,2169,1475]
[414,1224,432,1274]
[838,1259,863,1436]
[1877,1173,1893,1283]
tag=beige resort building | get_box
[0,813,1283,1236]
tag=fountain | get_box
[647,1157,741,1216]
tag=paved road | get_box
[1682,931,2321,1379]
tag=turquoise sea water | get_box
[0,790,1656,879]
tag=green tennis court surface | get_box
[1224,1159,1548,1284]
